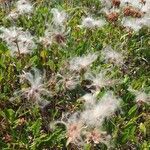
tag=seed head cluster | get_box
[0,0,149,149]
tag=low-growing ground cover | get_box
[0,0,150,149]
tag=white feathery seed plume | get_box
[80,17,106,29]
[100,0,112,8]
[39,25,68,47]
[7,0,33,20]
[81,91,121,127]
[11,68,51,108]
[122,18,143,32]
[0,26,36,56]
[81,93,96,109]
[120,0,141,8]
[85,69,118,91]
[85,128,111,146]
[51,8,67,26]
[56,72,80,90]
[52,112,85,146]
[128,87,150,104]
[101,46,124,66]
[53,91,121,147]
[16,0,33,14]
[69,53,98,72]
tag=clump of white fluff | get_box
[0,26,36,56]
[69,53,98,72]
[128,87,150,104]
[80,17,106,29]
[101,46,124,66]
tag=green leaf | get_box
[128,105,137,116]
[29,56,39,65]
[84,143,91,150]
[29,119,42,137]
[139,123,146,136]
[40,50,47,59]
[4,109,16,123]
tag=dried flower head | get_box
[53,91,120,147]
[123,6,143,18]
[54,113,84,146]
[66,122,84,146]
[112,0,121,7]
[85,128,101,144]
[39,25,68,47]
[106,12,119,22]
[136,92,150,104]
[39,29,52,47]
[54,34,66,44]
[6,10,19,20]
[85,128,111,146]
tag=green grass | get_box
[0,0,150,149]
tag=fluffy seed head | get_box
[13,68,51,107]
[85,128,111,146]
[54,113,84,146]
[122,18,142,32]
[66,122,84,146]
[16,0,33,14]
[81,91,121,127]
[85,70,117,91]
[56,73,80,90]
[82,93,96,109]
[51,8,67,26]
[101,46,124,66]
[80,17,106,28]
[128,87,150,104]
[69,53,98,72]
[0,26,36,55]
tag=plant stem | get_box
[15,40,21,58]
